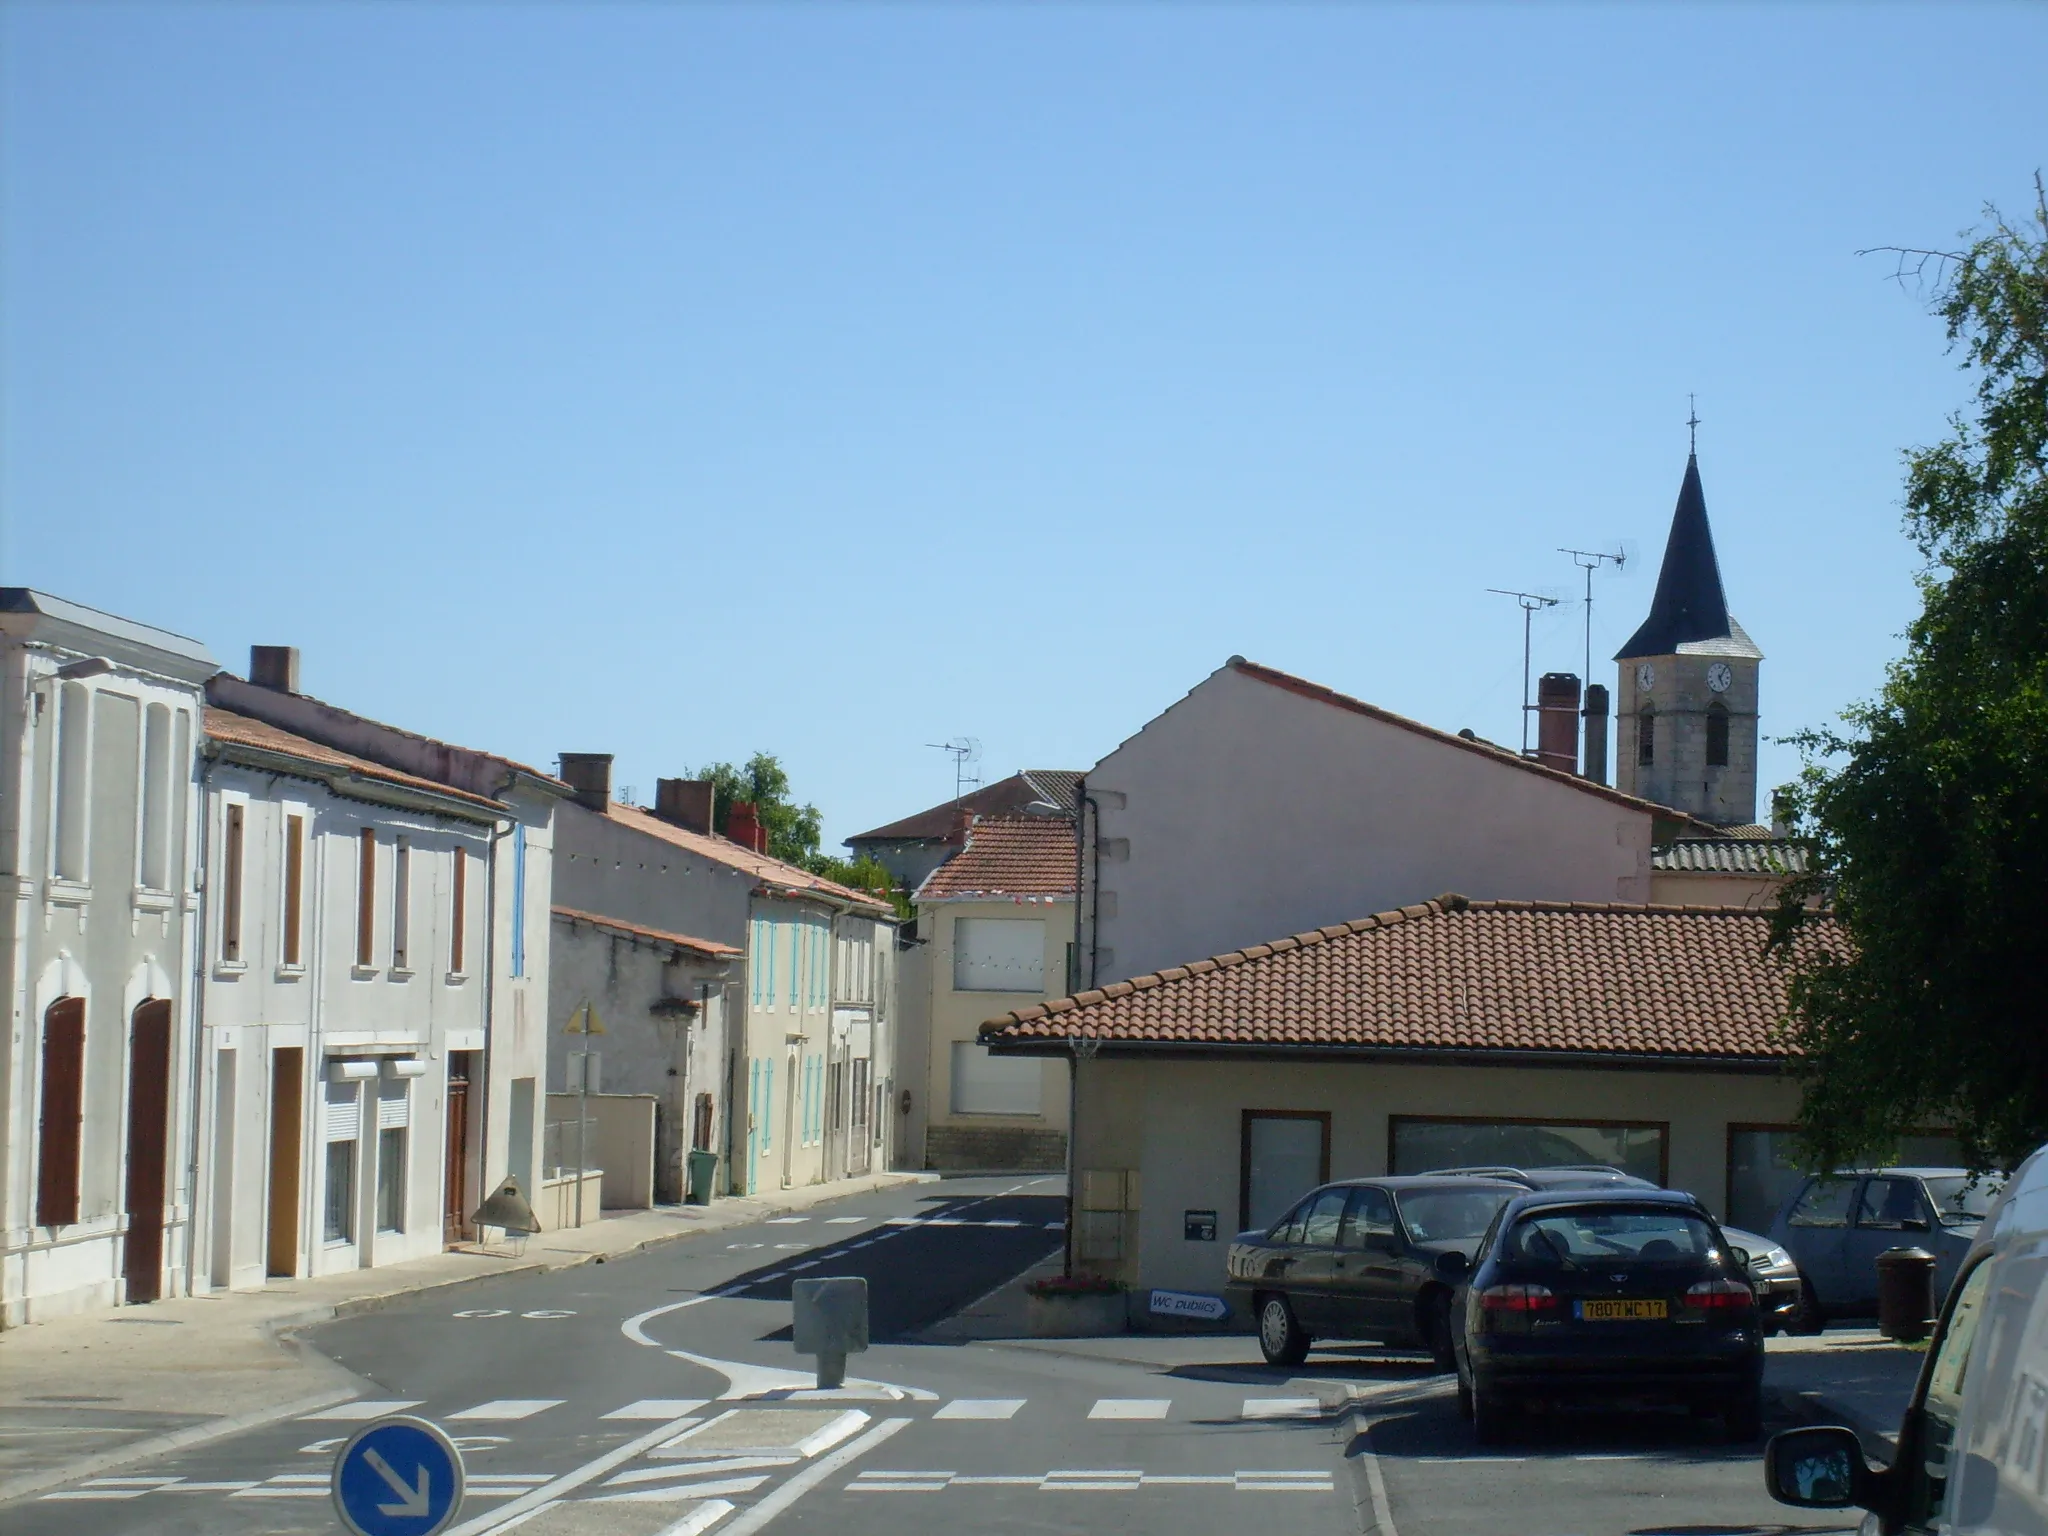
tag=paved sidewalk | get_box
[0,1171,926,1503]
[1765,1326,1926,1454]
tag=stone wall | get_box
[925,1124,1067,1172]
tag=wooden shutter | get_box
[36,997,86,1226]
[449,847,467,974]
[282,815,304,967]
[356,829,376,966]
[222,804,245,962]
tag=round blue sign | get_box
[331,1415,466,1536]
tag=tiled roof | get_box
[551,906,742,960]
[602,802,893,916]
[847,769,1082,844]
[205,708,507,812]
[981,898,1838,1064]
[917,816,1078,902]
[1227,660,1718,830]
[1651,839,1808,875]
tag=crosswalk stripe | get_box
[1089,1399,1171,1420]
[1241,1397,1321,1419]
[604,1398,710,1421]
[766,1216,809,1224]
[935,1399,1025,1420]
[300,1399,423,1420]
[823,1216,866,1224]
[448,1398,564,1421]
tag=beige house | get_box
[983,898,1834,1315]
[899,816,1076,1171]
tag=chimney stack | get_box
[727,800,766,854]
[1536,672,1581,773]
[654,778,715,835]
[1583,684,1610,785]
[250,645,300,693]
[558,753,614,814]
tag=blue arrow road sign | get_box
[331,1415,465,1536]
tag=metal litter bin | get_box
[686,1149,720,1205]
[1876,1245,1936,1342]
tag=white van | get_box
[1765,1142,2048,1535]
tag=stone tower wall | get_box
[1614,653,1759,826]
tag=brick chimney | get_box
[654,778,715,834]
[1582,683,1611,785]
[250,645,300,693]
[727,800,766,853]
[1536,673,1581,773]
[558,753,614,814]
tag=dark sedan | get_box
[1449,1187,1765,1444]
[1224,1176,1524,1368]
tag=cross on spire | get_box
[1687,394,1700,455]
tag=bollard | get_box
[792,1276,868,1390]
[1876,1246,1937,1342]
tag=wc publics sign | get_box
[1149,1288,1230,1322]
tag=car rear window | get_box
[1505,1207,1720,1267]
[1397,1187,1514,1242]
[1923,1175,2002,1224]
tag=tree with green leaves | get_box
[1772,179,2048,1173]
[693,752,905,913]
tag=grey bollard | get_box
[792,1276,869,1390]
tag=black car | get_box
[1224,1176,1524,1369]
[1430,1163,1658,1191]
[1449,1187,1765,1444]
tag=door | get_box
[1286,1187,1352,1330]
[1332,1186,1406,1337]
[1240,1111,1331,1233]
[1780,1175,1857,1309]
[1844,1176,1933,1310]
[443,1052,473,1245]
[267,1047,303,1276]
[123,1000,174,1303]
[210,1050,237,1285]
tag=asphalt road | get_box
[12,1173,1859,1536]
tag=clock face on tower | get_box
[1707,662,1734,693]
[1636,662,1656,692]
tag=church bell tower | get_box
[1613,435,1762,827]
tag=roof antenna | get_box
[1487,588,1561,756]
[1558,547,1627,689]
[925,737,982,803]
[1687,394,1700,456]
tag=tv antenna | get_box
[1488,588,1561,755]
[925,737,982,802]
[1558,547,1628,690]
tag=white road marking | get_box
[300,1399,423,1420]
[844,1469,1337,1494]
[607,1458,796,1485]
[1089,1399,1171,1420]
[1242,1397,1321,1419]
[442,1406,710,1536]
[823,1216,866,1224]
[720,1417,910,1536]
[766,1217,809,1225]
[934,1399,1025,1420]
[231,1487,331,1498]
[80,1477,180,1487]
[162,1481,259,1492]
[593,1475,771,1502]
[604,1399,710,1421]
[449,1399,563,1421]
[42,1490,152,1501]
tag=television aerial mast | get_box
[1558,546,1628,689]
[1487,588,1562,756]
[925,737,982,802]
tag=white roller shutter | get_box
[378,1080,410,1130]
[324,1079,361,1141]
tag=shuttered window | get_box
[222,804,245,962]
[356,829,376,966]
[282,814,304,967]
[36,998,86,1226]
[325,1079,361,1141]
[391,839,411,970]
[378,1080,410,1130]
[449,847,467,974]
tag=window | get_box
[953,917,1046,993]
[391,838,411,971]
[140,703,172,889]
[356,829,376,967]
[1389,1117,1667,1184]
[828,1060,844,1133]
[950,1042,1042,1115]
[1241,1111,1330,1232]
[53,681,91,880]
[325,1139,356,1243]
[36,997,86,1226]
[510,825,527,978]
[377,1128,406,1232]
[281,815,305,967]
[449,846,467,973]
[1637,706,1656,767]
[1509,1207,1719,1266]
[221,804,246,962]
[850,1059,870,1133]
[1298,1188,1348,1247]
[1339,1186,1397,1250]
[1706,703,1730,767]
[1785,1178,1857,1229]
[1855,1177,1930,1230]
[1726,1127,1809,1232]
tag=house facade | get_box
[846,769,1081,893]
[899,815,1076,1172]
[1,591,216,1325]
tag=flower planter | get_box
[1025,1288,1127,1337]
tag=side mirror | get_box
[1764,1426,1873,1510]
[1434,1250,1471,1282]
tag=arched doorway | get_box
[124,999,173,1303]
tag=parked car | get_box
[1225,1176,1525,1369]
[1448,1187,1766,1444]
[1767,1167,2003,1330]
[1429,1164,1656,1191]
[1766,1143,2047,1536]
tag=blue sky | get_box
[5,3,2043,846]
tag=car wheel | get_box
[1471,1387,1513,1446]
[1257,1293,1310,1367]
[1423,1291,1457,1373]
[1787,1274,1826,1336]
[1721,1387,1764,1442]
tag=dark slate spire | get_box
[1615,452,1733,659]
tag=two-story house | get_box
[1,590,216,1324]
